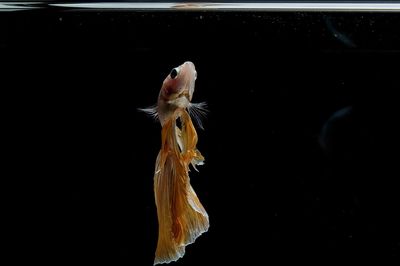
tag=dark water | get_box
[3,3,400,265]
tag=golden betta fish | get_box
[140,61,209,264]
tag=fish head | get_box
[159,61,197,107]
[156,61,197,125]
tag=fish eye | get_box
[170,68,179,79]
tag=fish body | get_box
[142,61,209,264]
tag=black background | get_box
[2,8,400,265]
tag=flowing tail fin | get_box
[153,113,209,265]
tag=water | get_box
[3,2,400,265]
[2,1,400,11]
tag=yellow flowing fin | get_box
[175,110,209,242]
[181,110,205,169]
[153,116,209,265]
[175,126,184,152]
[153,120,183,264]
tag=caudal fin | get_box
[153,118,209,265]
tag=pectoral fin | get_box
[138,104,158,121]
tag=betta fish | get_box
[140,61,209,264]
